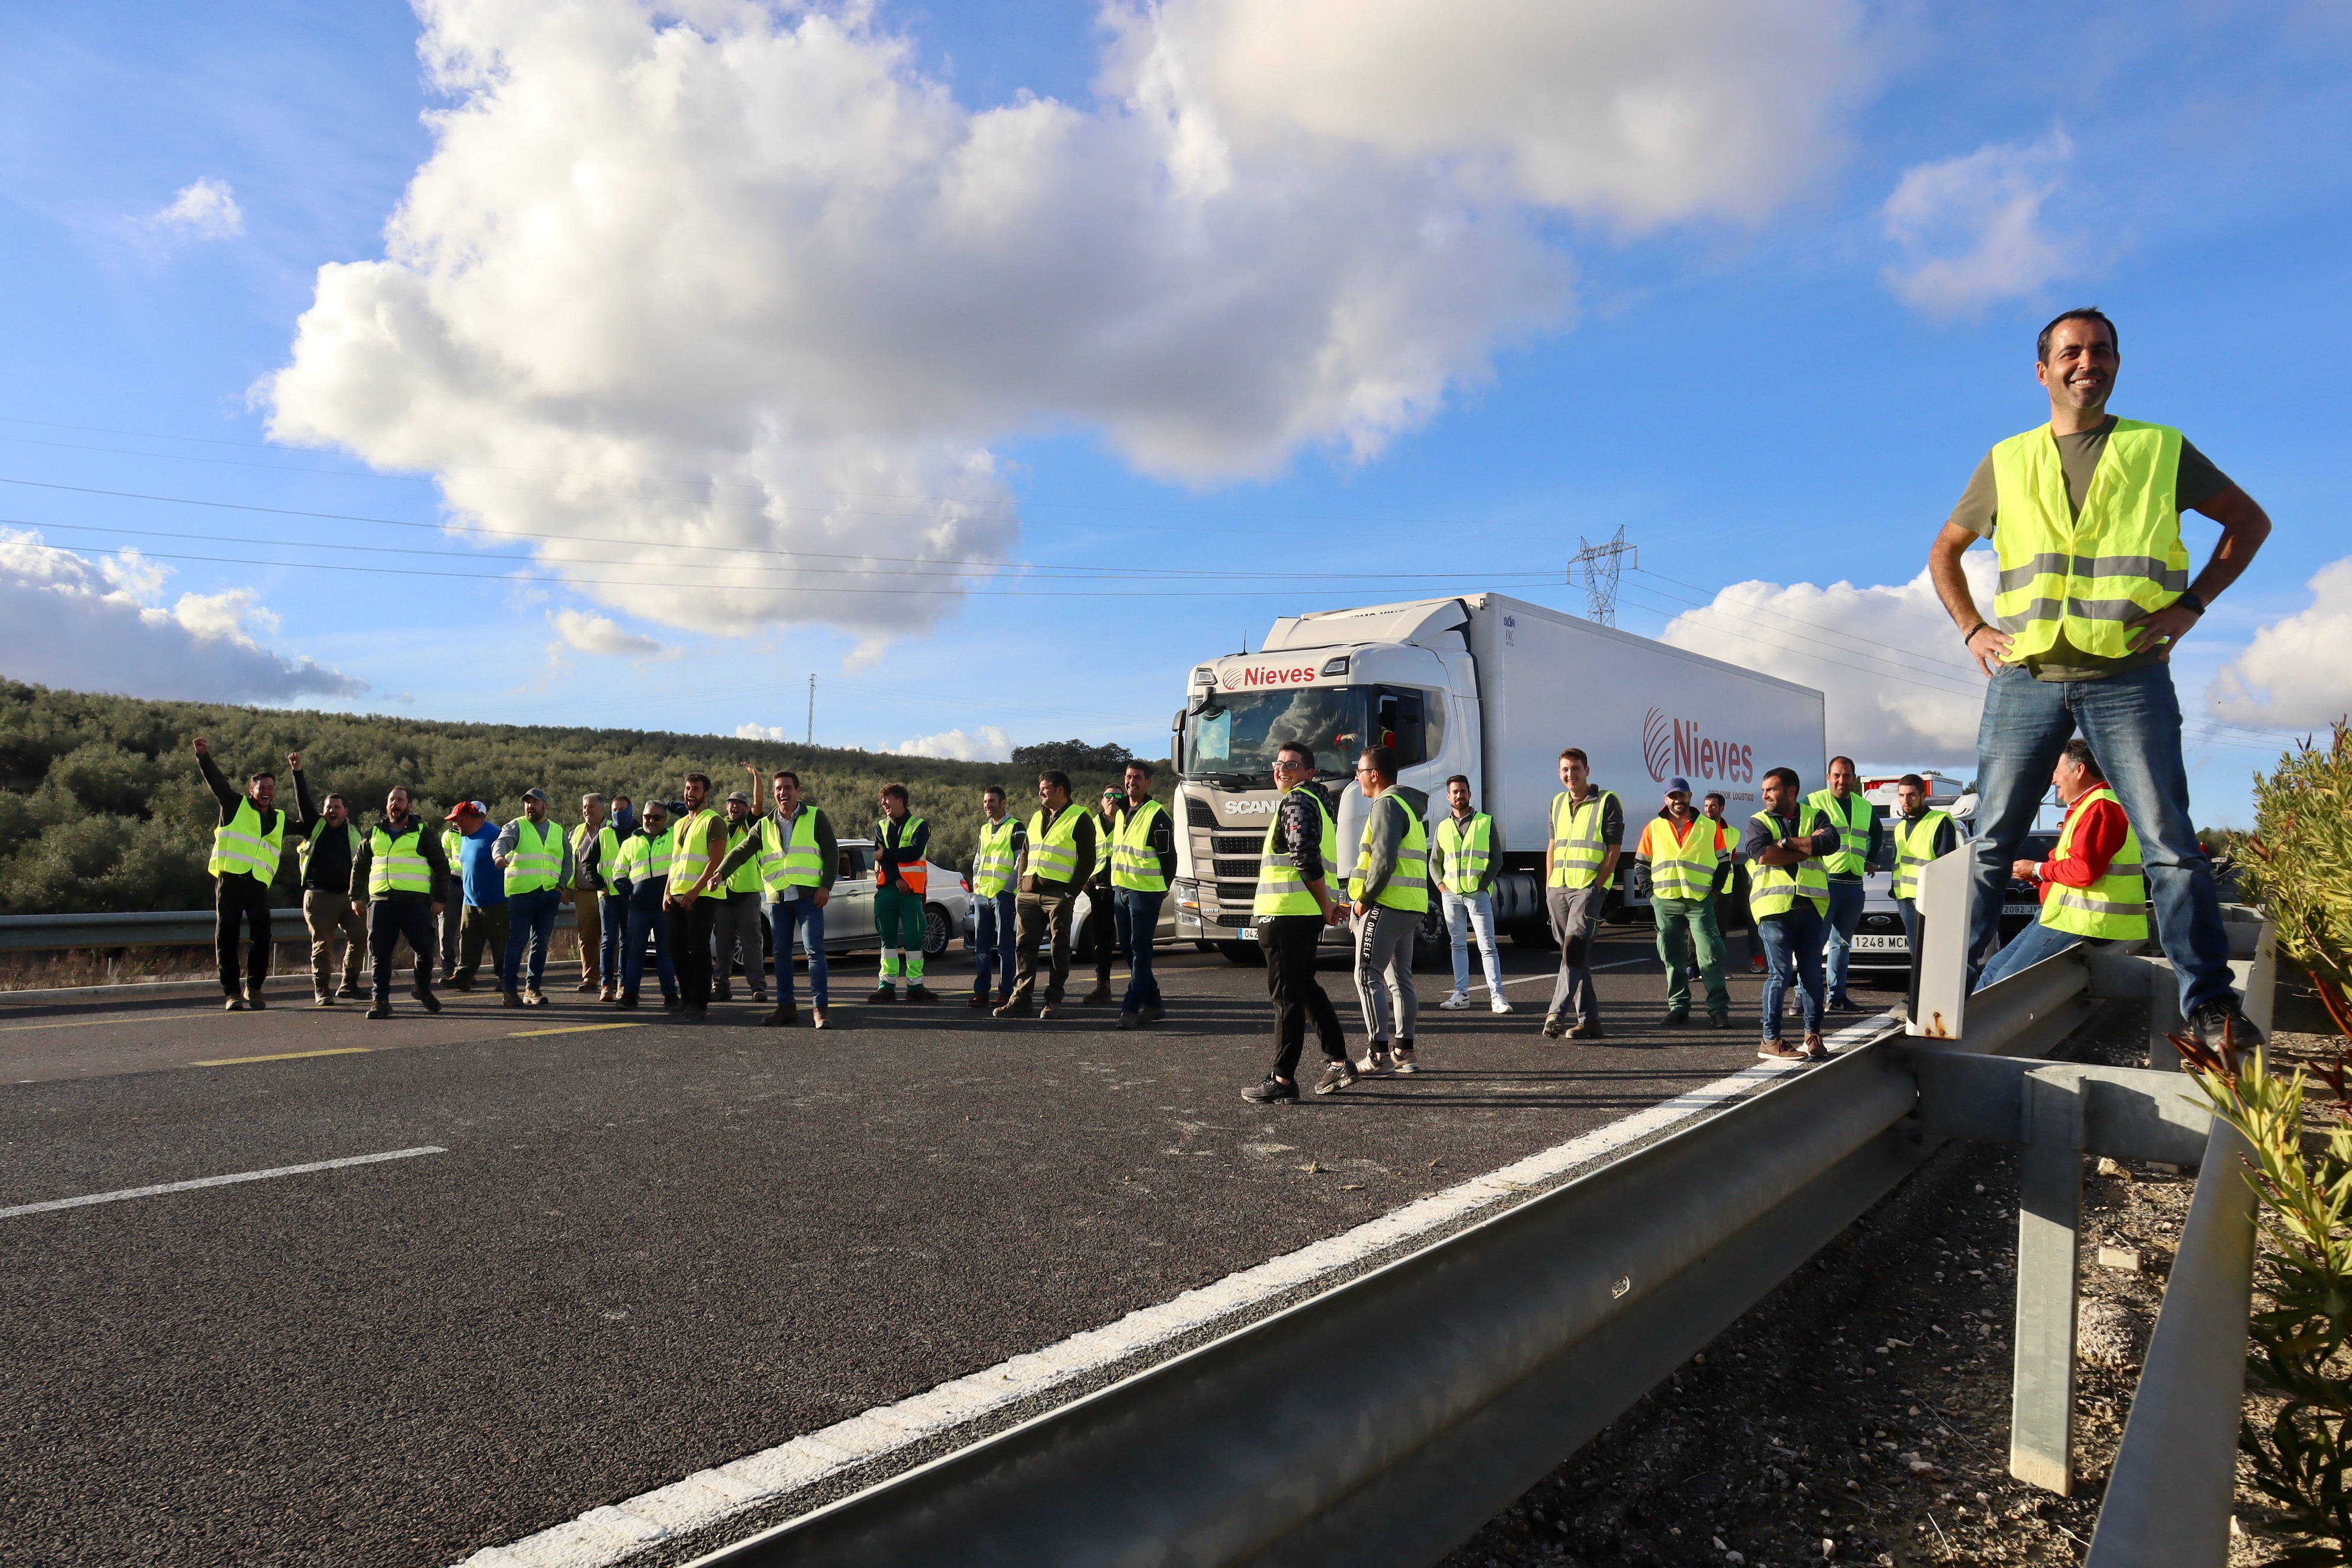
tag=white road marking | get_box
[0,1146,447,1220]
[455,1020,1899,1568]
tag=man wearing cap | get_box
[496,788,573,1007]
[1634,778,1732,1029]
[448,801,508,991]
[709,788,769,1006]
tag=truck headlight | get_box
[1174,879,1200,914]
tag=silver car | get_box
[760,837,972,963]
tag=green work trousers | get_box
[875,885,926,985]
[1652,894,1730,1018]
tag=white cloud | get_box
[547,607,676,661]
[266,0,1868,649]
[1656,557,1995,765]
[1881,130,2077,316]
[895,725,1013,762]
[0,528,361,701]
[736,721,790,741]
[2207,558,2352,730]
[149,177,244,240]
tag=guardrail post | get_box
[2012,1067,2085,1494]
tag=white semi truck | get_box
[1168,594,1827,958]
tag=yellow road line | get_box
[190,1047,375,1067]
[507,1023,646,1038]
[0,1014,162,1033]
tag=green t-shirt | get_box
[1946,416,2229,682]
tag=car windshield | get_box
[1182,688,1365,780]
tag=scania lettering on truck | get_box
[1169,595,1827,959]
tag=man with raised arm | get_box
[191,737,300,1012]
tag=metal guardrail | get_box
[682,936,2260,1568]
[0,906,575,955]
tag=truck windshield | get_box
[1182,688,1364,780]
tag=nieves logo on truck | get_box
[1642,707,1755,783]
[1220,662,1323,691]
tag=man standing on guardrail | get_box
[348,785,450,1019]
[1928,305,2271,1048]
[1747,766,1838,1061]
[191,736,295,1012]
[1543,746,1622,1043]
[291,769,367,1007]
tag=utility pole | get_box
[1566,527,1637,627]
[806,674,815,747]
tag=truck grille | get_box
[1187,797,1218,828]
[1211,912,1253,929]
[1211,834,1260,855]
[1213,858,1259,878]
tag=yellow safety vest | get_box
[616,827,674,890]
[1254,787,1339,917]
[1807,789,1873,877]
[1990,420,2190,663]
[874,815,929,896]
[972,816,1018,899]
[1027,804,1086,886]
[1747,806,1830,918]
[667,808,720,896]
[1348,794,1428,913]
[1547,790,1618,890]
[1638,815,1719,902]
[571,823,622,889]
[1890,810,1951,901]
[2040,786,2147,940]
[503,817,562,896]
[1433,813,1492,897]
[440,825,465,880]
[757,809,825,894]
[723,818,765,894]
[298,818,361,879]
[367,822,432,897]
[1111,799,1170,893]
[208,799,285,884]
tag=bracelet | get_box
[1962,621,1988,646]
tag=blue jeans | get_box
[1115,889,1164,1014]
[1756,902,1827,1041]
[501,886,562,994]
[599,893,626,985]
[1971,662,2235,1015]
[1975,918,2091,991]
[621,892,675,1000]
[1822,880,1865,1002]
[972,890,1015,999]
[1442,888,1505,996]
[769,896,828,1009]
[1894,896,1919,955]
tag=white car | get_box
[759,838,971,962]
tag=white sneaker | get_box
[1436,992,1471,1011]
[1356,1050,1396,1077]
[1489,994,1514,1014]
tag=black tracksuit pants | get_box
[1262,913,1346,1080]
[668,898,720,1008]
[214,874,273,997]
[368,897,438,1003]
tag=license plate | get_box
[1851,933,1907,952]
[2003,903,2039,917]
[1235,925,1258,942]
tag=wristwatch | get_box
[2175,590,2207,617]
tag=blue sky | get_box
[2,1,2347,824]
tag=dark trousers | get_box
[1086,884,1116,988]
[456,903,508,987]
[599,893,626,986]
[214,874,273,997]
[367,898,437,1004]
[668,897,720,1008]
[621,893,675,1001]
[1262,913,1345,1080]
[1008,888,1075,1005]
[1115,889,1164,1014]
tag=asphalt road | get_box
[0,930,1887,1567]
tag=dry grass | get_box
[0,942,311,992]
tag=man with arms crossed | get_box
[1747,766,1838,1061]
[1887,774,1958,959]
[1542,747,1622,1041]
[713,765,839,1029]
[995,772,1096,1020]
[1929,306,2268,1047]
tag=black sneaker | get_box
[1659,1010,1688,1028]
[502,989,524,1008]
[412,984,442,1014]
[1827,995,1864,1014]
[2189,1001,2265,1053]
[1708,1012,1731,1030]
[366,1002,393,1020]
[760,1006,798,1028]
[906,986,939,1005]
[617,992,641,1010]
[1314,1059,1360,1095]
[1242,1074,1299,1104]
[336,984,365,1000]
[245,991,268,1011]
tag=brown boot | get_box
[1081,983,1114,1005]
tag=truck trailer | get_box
[1170,594,1827,958]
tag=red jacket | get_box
[2037,789,2129,903]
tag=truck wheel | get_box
[1218,941,1266,966]
[922,905,951,959]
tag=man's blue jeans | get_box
[1115,889,1164,1014]
[621,892,675,1001]
[1894,896,1919,955]
[769,896,828,1010]
[599,893,626,986]
[1821,880,1865,1002]
[1970,662,2235,1016]
[1975,917,2091,992]
[973,890,1015,999]
[1442,888,1506,997]
[501,886,562,994]
[1756,902,1827,1041]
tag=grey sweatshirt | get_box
[494,816,576,886]
[1354,792,1415,902]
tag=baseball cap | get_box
[521,786,548,803]
[1664,776,1691,795]
[724,790,751,805]
[445,800,487,820]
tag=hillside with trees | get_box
[0,680,1162,915]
